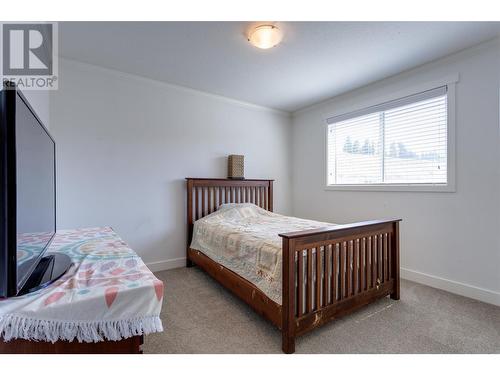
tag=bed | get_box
[186,178,400,354]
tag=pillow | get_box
[218,202,258,211]
[216,203,264,218]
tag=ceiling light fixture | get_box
[247,25,282,49]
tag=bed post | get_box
[281,236,296,354]
[186,179,194,268]
[390,221,400,300]
[268,180,273,212]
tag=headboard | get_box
[186,178,274,245]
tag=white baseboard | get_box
[146,257,186,272]
[401,267,500,306]
[144,260,500,306]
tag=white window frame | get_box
[324,75,458,192]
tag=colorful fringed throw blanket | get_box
[0,227,163,343]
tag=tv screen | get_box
[0,86,56,297]
[15,93,56,290]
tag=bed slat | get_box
[195,187,200,220]
[340,242,346,300]
[315,247,321,310]
[378,234,383,283]
[361,238,366,292]
[383,234,388,282]
[367,236,372,289]
[306,248,313,313]
[347,242,351,298]
[354,239,359,295]
[372,235,377,288]
[388,233,392,280]
[323,245,329,307]
[297,250,304,317]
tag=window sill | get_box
[324,184,455,192]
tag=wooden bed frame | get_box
[186,178,401,354]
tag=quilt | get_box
[190,203,334,304]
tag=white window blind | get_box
[327,87,448,186]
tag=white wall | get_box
[49,39,499,305]
[291,39,500,305]
[50,59,292,270]
[23,90,50,128]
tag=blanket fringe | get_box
[0,315,163,343]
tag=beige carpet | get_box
[143,267,500,354]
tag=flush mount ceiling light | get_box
[247,25,283,49]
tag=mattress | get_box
[189,203,334,304]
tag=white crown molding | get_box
[293,36,500,116]
[58,57,291,118]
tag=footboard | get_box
[279,219,401,353]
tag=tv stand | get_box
[18,253,72,296]
[0,335,143,354]
[0,227,163,354]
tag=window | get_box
[326,86,451,190]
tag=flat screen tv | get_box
[0,83,71,298]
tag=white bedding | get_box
[189,203,334,304]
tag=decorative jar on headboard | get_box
[228,155,244,179]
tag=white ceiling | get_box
[59,22,500,112]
